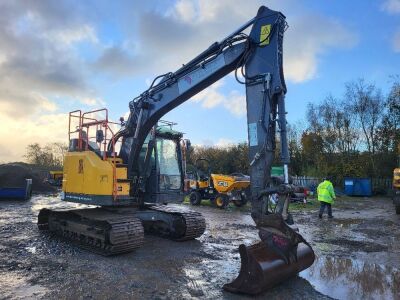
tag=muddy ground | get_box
[0,194,399,300]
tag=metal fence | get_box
[371,178,393,193]
[292,176,320,192]
[292,176,392,194]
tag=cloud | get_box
[381,0,400,14]
[46,25,98,46]
[80,97,106,107]
[0,111,68,162]
[0,1,99,117]
[32,93,58,112]
[285,15,357,82]
[215,138,235,147]
[394,29,400,52]
[93,46,145,76]
[0,1,103,161]
[95,0,357,84]
[191,80,246,117]
[195,138,235,148]
[381,1,400,52]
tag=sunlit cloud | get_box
[191,80,246,117]
[381,0,400,14]
[393,29,400,52]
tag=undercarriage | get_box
[38,205,206,255]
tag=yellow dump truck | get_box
[188,159,250,209]
[46,170,63,187]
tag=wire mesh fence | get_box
[292,176,392,195]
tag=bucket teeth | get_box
[223,241,315,295]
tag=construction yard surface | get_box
[0,194,399,299]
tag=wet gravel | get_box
[0,194,399,299]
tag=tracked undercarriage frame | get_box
[38,204,206,256]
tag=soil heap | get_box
[0,163,57,192]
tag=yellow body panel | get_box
[211,174,250,193]
[116,166,127,180]
[62,151,129,196]
[394,168,400,189]
[198,180,209,189]
[190,173,250,194]
[190,179,209,189]
[189,179,197,189]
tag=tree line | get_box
[25,143,67,169]
[189,78,400,183]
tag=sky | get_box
[0,0,399,162]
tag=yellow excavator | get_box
[38,6,314,295]
[393,145,400,214]
[188,158,250,208]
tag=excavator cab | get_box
[139,121,186,204]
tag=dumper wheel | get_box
[233,193,248,207]
[396,206,400,215]
[189,191,202,206]
[213,194,229,209]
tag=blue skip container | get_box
[0,179,32,200]
[344,177,372,197]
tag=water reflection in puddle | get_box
[301,256,400,299]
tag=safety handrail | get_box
[68,108,119,201]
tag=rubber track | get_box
[149,205,206,241]
[41,210,144,256]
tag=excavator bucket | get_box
[223,241,315,295]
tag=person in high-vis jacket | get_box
[317,177,336,218]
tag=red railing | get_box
[68,108,121,200]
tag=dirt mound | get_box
[0,163,57,192]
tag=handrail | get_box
[68,108,119,201]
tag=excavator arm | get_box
[116,6,314,294]
[120,7,286,200]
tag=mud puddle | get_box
[0,273,48,299]
[301,256,400,300]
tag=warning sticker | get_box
[248,123,258,146]
[260,24,271,46]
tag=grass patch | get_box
[289,200,319,211]
[183,195,214,207]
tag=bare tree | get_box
[345,79,384,174]
[25,142,67,168]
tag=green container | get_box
[271,166,284,177]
